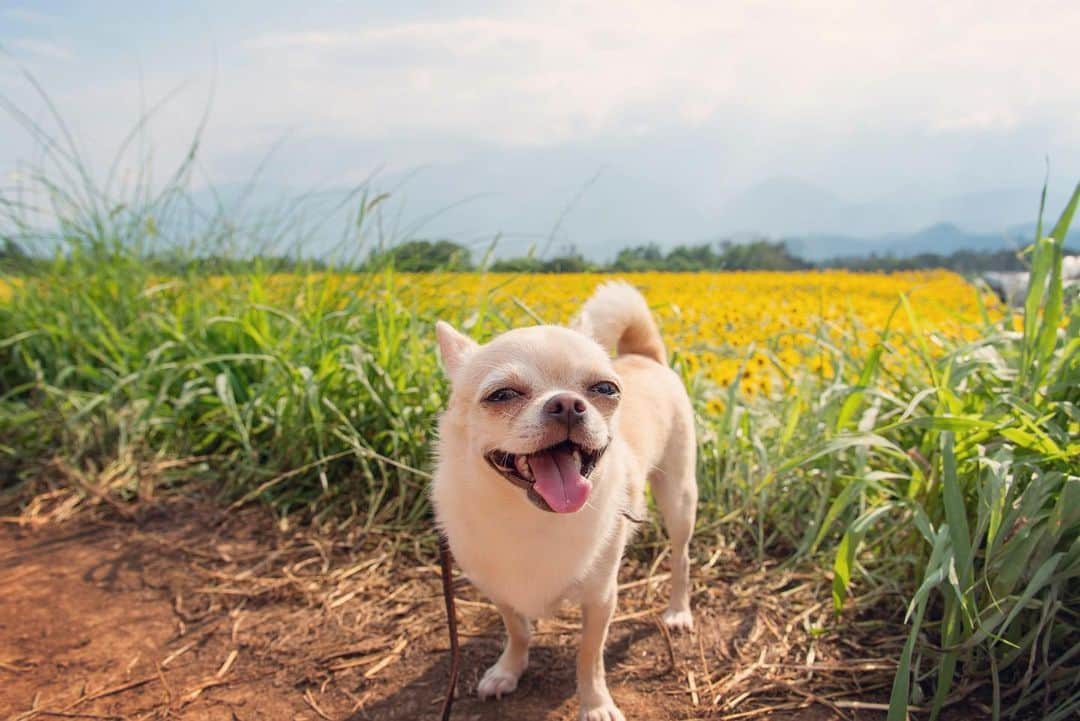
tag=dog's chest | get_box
[441,500,612,618]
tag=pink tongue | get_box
[528,448,592,513]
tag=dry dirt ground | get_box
[0,498,945,721]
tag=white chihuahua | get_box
[432,281,697,721]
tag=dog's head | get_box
[435,321,620,514]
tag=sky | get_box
[2,1,1079,255]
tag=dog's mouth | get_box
[485,440,605,514]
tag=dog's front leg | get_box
[477,601,531,699]
[577,588,624,721]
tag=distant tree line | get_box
[0,239,32,272]
[3,235,1074,275]
[821,248,1074,273]
[356,238,1069,274]
[362,238,811,272]
[611,240,810,271]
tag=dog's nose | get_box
[543,392,587,424]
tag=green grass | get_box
[2,92,1078,718]
[711,189,1080,720]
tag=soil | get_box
[0,499,925,721]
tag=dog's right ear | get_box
[436,321,478,382]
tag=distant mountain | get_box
[187,157,715,262]
[893,222,1019,255]
[719,177,935,237]
[179,164,1076,263]
[379,156,714,260]
[786,222,1080,263]
[787,224,1014,262]
[718,178,1073,239]
[719,177,848,236]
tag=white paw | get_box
[580,701,626,721]
[662,607,694,631]
[477,663,521,700]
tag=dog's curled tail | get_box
[573,281,667,365]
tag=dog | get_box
[432,281,697,721]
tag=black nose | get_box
[543,392,587,424]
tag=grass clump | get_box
[693,183,1079,720]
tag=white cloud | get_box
[8,38,73,61]
[2,8,56,24]
[3,0,1078,196]
[234,0,1080,146]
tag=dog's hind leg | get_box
[477,602,531,700]
[650,427,697,631]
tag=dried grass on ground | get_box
[3,490,996,721]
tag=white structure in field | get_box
[984,255,1080,307]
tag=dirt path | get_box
[0,501,897,721]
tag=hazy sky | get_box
[2,1,1079,248]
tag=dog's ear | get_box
[436,321,478,382]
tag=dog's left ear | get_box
[436,321,478,382]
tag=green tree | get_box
[365,239,473,271]
[543,252,594,272]
[489,256,546,272]
[611,244,666,271]
[718,239,810,270]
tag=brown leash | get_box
[438,535,460,721]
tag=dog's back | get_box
[573,282,693,476]
[575,281,698,629]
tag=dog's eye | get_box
[485,388,522,403]
[589,381,620,397]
